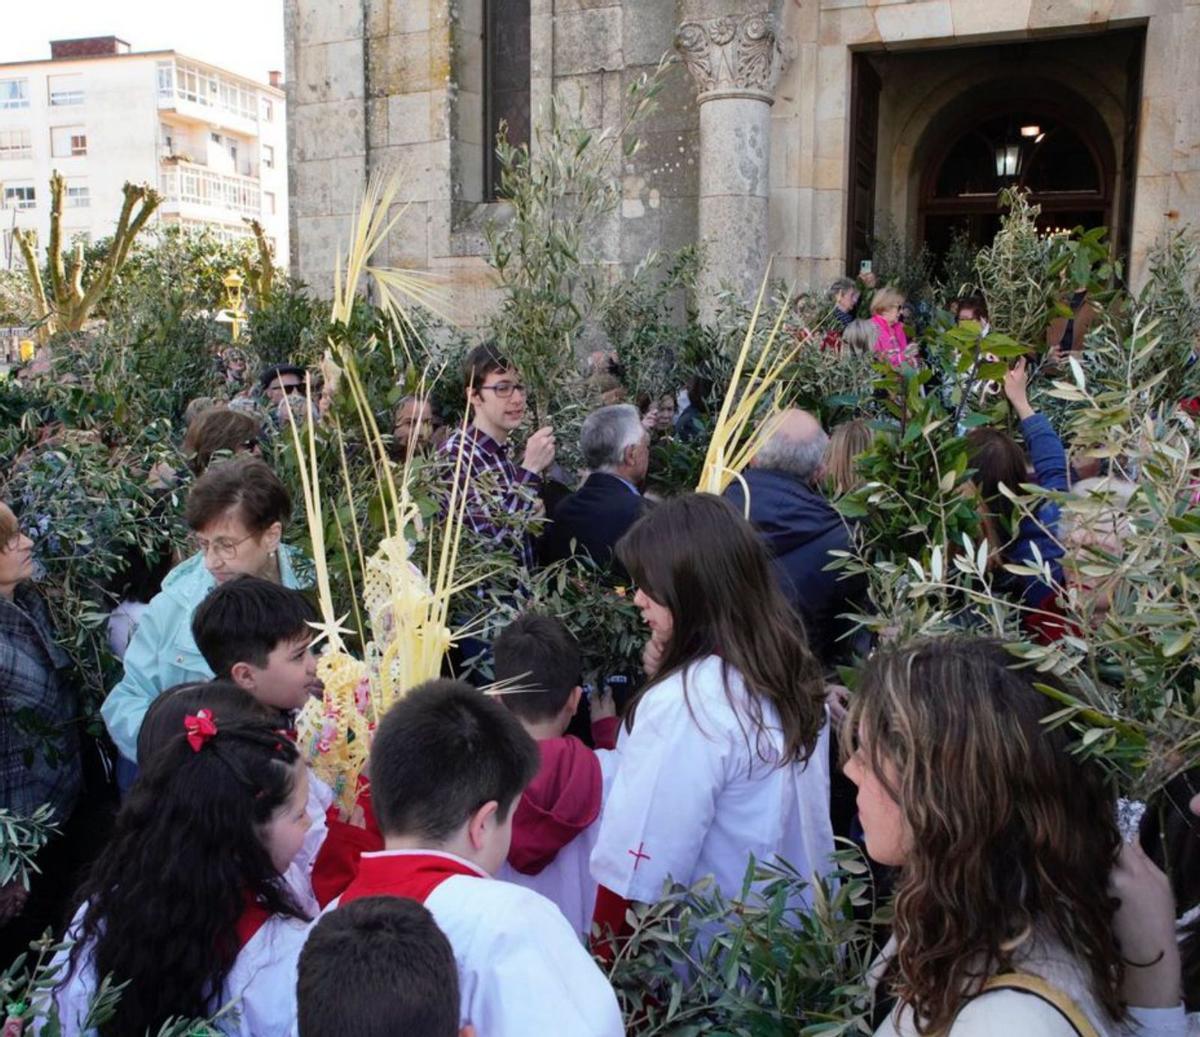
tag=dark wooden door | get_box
[845,55,881,276]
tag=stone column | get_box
[675,11,786,324]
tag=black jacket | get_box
[539,472,647,581]
[725,468,865,665]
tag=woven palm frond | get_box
[697,269,800,497]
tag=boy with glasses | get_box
[439,343,556,569]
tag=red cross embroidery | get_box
[627,842,651,870]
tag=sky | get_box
[1,0,285,84]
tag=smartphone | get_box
[859,259,872,275]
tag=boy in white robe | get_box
[328,678,624,1037]
[491,613,620,938]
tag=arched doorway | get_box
[919,100,1114,261]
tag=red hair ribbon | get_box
[184,709,218,752]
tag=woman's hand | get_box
[1003,357,1036,420]
[591,686,617,721]
[1110,840,1182,1008]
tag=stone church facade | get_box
[284,0,1200,324]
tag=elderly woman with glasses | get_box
[101,457,309,774]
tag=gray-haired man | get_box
[539,404,649,581]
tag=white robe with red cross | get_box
[331,849,624,1037]
[590,655,834,905]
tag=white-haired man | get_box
[540,404,648,582]
[724,409,865,666]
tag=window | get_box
[483,0,531,200]
[263,191,276,215]
[48,75,84,106]
[3,185,36,210]
[262,144,275,169]
[66,184,90,208]
[262,98,274,122]
[0,129,32,159]
[51,126,87,157]
[0,78,29,110]
[228,140,238,164]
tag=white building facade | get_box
[0,37,287,270]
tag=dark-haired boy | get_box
[493,613,619,938]
[333,679,623,1036]
[439,342,556,569]
[298,896,473,1037]
[192,575,382,907]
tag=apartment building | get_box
[0,36,287,270]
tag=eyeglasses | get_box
[192,532,255,560]
[477,382,526,399]
[276,383,307,396]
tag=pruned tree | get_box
[14,171,161,340]
[241,216,275,303]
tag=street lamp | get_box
[994,130,1023,182]
[221,268,246,342]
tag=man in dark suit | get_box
[540,404,649,581]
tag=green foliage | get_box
[869,215,935,304]
[485,64,667,427]
[0,806,59,890]
[935,227,979,300]
[247,279,326,368]
[606,851,878,1036]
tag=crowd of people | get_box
[0,272,1198,1037]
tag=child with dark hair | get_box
[191,576,381,907]
[333,679,623,1036]
[52,706,313,1036]
[298,896,472,1037]
[192,575,324,715]
[492,613,619,938]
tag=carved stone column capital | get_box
[674,11,787,104]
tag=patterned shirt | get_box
[439,425,541,569]
[0,584,82,820]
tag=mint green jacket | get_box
[100,546,308,761]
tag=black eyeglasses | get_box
[477,382,526,399]
[278,383,307,396]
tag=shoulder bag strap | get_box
[978,972,1099,1037]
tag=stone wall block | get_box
[326,38,367,100]
[389,92,435,144]
[623,0,676,68]
[389,0,431,35]
[294,159,333,217]
[294,44,330,105]
[873,2,954,44]
[1027,0,1115,32]
[556,9,624,75]
[294,100,367,160]
[297,0,363,46]
[949,0,1033,38]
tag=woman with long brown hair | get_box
[843,637,1125,1035]
[590,493,833,930]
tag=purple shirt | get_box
[440,425,541,569]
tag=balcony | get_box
[159,164,261,220]
[156,59,261,136]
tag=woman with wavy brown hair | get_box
[843,637,1125,1036]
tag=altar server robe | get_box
[591,654,834,905]
[48,903,309,1037]
[336,849,624,1037]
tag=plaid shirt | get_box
[0,585,82,820]
[439,425,541,569]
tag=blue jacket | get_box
[725,469,865,665]
[100,546,308,761]
[1004,413,1068,607]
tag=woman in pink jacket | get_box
[870,285,917,368]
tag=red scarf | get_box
[235,893,272,950]
[339,851,486,906]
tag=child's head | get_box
[825,418,873,497]
[493,613,583,734]
[137,679,272,764]
[965,426,1028,534]
[615,493,826,766]
[369,679,539,874]
[297,896,468,1037]
[191,575,322,712]
[841,318,879,354]
[71,707,311,1036]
